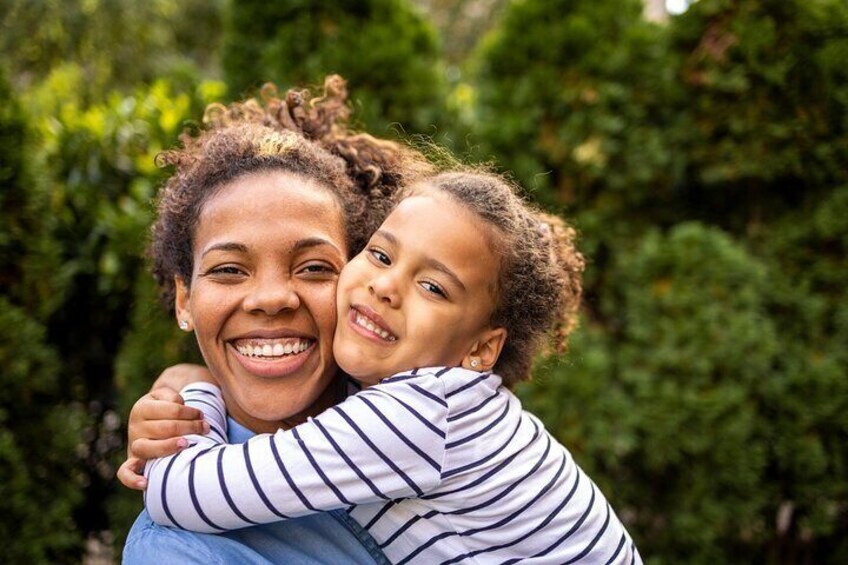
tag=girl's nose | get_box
[242,275,301,315]
[368,273,401,307]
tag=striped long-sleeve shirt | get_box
[144,367,642,564]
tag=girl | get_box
[142,172,642,564]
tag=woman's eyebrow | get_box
[291,237,344,256]
[201,242,247,258]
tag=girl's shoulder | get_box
[378,365,481,381]
[377,366,504,396]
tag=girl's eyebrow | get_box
[375,229,466,292]
[373,229,398,246]
[428,258,466,292]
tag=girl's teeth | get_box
[354,312,396,341]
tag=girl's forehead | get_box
[390,190,504,250]
[382,195,500,276]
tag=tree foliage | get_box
[221,0,446,134]
[2,63,223,557]
[0,67,87,564]
[0,0,223,96]
[0,1,846,562]
[479,0,848,562]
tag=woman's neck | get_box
[226,375,347,433]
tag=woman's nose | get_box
[368,273,401,307]
[242,274,300,315]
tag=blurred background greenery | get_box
[0,0,845,562]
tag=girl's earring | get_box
[470,358,480,369]
[179,320,190,331]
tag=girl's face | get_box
[176,171,348,433]
[334,192,505,385]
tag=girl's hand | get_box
[127,386,209,460]
[117,387,210,491]
[116,364,216,490]
[128,363,216,459]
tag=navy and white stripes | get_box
[144,367,641,564]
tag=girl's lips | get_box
[228,340,316,378]
[347,307,398,345]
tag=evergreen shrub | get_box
[221,0,446,134]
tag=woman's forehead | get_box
[196,171,347,251]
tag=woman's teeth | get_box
[354,311,396,341]
[235,339,311,358]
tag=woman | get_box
[121,77,430,564]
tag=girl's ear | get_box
[462,327,507,372]
[174,276,194,332]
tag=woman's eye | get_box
[208,265,244,276]
[369,249,391,265]
[420,281,447,298]
[300,263,336,275]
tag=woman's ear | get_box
[462,327,507,372]
[174,276,194,332]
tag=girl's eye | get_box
[420,281,447,298]
[369,249,391,265]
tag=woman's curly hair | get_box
[410,172,585,388]
[149,75,432,309]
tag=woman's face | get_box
[175,170,348,433]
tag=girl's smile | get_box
[348,304,399,344]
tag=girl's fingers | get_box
[116,457,148,491]
[149,387,185,404]
[128,418,209,456]
[134,394,203,421]
[127,393,207,457]
[140,418,210,441]
[130,436,194,460]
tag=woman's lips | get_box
[348,306,398,345]
[228,337,316,378]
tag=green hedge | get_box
[221,0,446,134]
[0,68,87,564]
[478,0,848,561]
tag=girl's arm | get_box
[144,373,449,533]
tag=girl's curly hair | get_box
[150,75,432,308]
[410,172,585,388]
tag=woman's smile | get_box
[230,332,317,378]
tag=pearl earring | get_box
[179,320,189,331]
[470,358,480,369]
